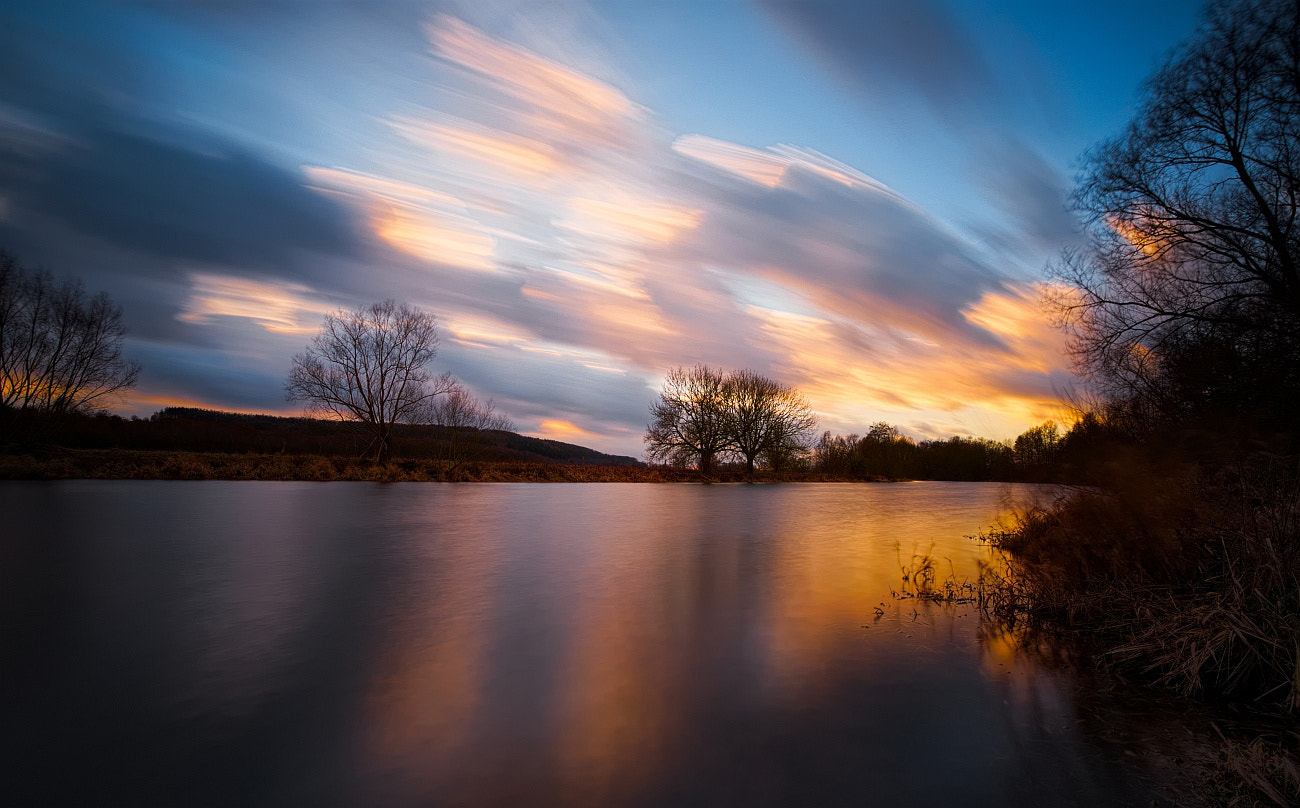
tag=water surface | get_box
[2,481,1167,806]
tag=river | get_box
[0,481,1189,806]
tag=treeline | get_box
[641,364,1111,482]
[809,418,1113,483]
[1,406,642,468]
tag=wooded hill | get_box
[2,406,642,467]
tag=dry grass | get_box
[0,447,882,483]
[1206,734,1300,807]
[980,453,1300,805]
[983,455,1300,705]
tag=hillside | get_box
[3,406,643,467]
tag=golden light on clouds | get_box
[179,272,331,334]
[562,190,702,247]
[392,118,559,180]
[672,134,789,187]
[749,295,1067,440]
[1107,214,1162,257]
[428,14,639,141]
[372,204,497,271]
[535,419,600,442]
[285,12,1079,453]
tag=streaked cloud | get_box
[179,272,333,335]
[0,2,1092,454]
[428,12,642,152]
[672,135,789,188]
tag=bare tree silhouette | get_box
[725,369,817,474]
[286,300,454,462]
[424,381,514,471]
[645,365,817,474]
[0,249,140,416]
[1057,0,1300,418]
[645,365,732,474]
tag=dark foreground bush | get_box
[984,454,1300,706]
[980,453,1300,805]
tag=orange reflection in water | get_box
[354,484,1063,805]
[359,506,503,804]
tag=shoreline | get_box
[0,447,890,483]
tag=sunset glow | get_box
[0,1,1204,455]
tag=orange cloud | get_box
[748,293,1070,441]
[178,272,332,334]
[391,118,559,180]
[535,418,600,442]
[672,134,788,187]
[427,15,639,144]
[371,203,497,271]
[1107,214,1164,258]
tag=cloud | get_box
[0,4,1078,455]
[756,0,1002,122]
[178,272,335,335]
[0,125,363,276]
[428,12,642,154]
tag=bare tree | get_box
[645,365,818,474]
[644,365,732,474]
[0,249,140,415]
[285,300,453,462]
[424,381,515,470]
[725,369,817,474]
[1058,0,1300,412]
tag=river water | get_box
[0,481,1184,806]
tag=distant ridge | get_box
[153,407,643,466]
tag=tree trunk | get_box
[375,425,394,464]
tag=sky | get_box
[0,0,1205,457]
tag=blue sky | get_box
[0,0,1204,455]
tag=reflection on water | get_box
[1,481,1174,806]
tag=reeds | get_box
[978,454,1300,803]
[984,455,1300,705]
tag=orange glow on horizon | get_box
[534,418,600,442]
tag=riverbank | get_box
[0,447,878,483]
[981,453,1300,805]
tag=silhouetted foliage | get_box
[815,426,1014,481]
[423,381,515,470]
[1057,0,1300,431]
[285,300,454,462]
[1011,421,1061,482]
[644,366,817,474]
[0,249,139,422]
[644,365,734,474]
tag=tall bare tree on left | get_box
[285,300,454,463]
[0,249,140,415]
